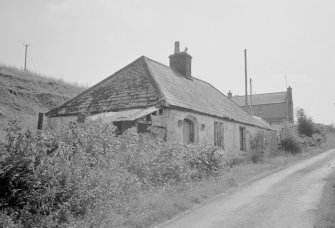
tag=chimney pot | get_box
[228,91,232,99]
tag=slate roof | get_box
[47,59,160,116]
[232,92,287,106]
[47,56,273,130]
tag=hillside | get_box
[0,65,85,133]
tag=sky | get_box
[0,0,334,124]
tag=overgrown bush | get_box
[295,108,327,147]
[0,212,20,228]
[0,120,239,227]
[249,131,269,163]
[184,145,225,180]
[300,133,326,148]
[280,123,302,154]
[297,108,315,137]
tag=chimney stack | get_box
[174,41,180,54]
[228,91,232,99]
[169,41,192,79]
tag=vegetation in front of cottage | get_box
[0,108,330,227]
[0,119,251,227]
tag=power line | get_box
[23,43,30,71]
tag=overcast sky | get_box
[0,0,334,124]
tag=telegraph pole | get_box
[23,43,30,71]
[244,49,249,112]
[250,78,253,115]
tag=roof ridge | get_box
[234,91,287,97]
[142,57,168,106]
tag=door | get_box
[183,119,194,144]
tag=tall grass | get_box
[0,64,87,140]
[0,64,87,90]
[0,120,246,227]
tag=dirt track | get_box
[159,149,335,228]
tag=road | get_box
[159,149,335,228]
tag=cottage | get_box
[230,87,294,126]
[46,42,277,153]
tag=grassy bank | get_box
[0,64,85,140]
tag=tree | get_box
[296,108,315,137]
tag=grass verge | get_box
[142,133,335,228]
[313,133,335,228]
[314,170,335,228]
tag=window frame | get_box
[214,121,224,148]
[183,118,195,144]
[239,126,246,151]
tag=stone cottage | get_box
[46,42,277,153]
[229,87,294,126]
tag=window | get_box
[146,114,151,121]
[214,122,224,148]
[239,127,246,150]
[183,119,194,144]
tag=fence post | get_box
[37,112,44,130]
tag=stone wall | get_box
[164,108,277,154]
[47,108,278,155]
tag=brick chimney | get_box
[169,41,192,79]
[227,90,232,100]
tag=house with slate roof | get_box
[46,42,277,153]
[229,87,294,125]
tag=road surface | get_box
[159,149,335,228]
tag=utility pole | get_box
[23,43,30,71]
[244,49,249,112]
[250,78,253,115]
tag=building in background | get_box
[229,87,294,126]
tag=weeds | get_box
[249,131,269,163]
[0,120,244,227]
[1,119,332,227]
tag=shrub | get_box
[297,108,315,137]
[249,131,269,163]
[184,145,225,180]
[312,133,326,146]
[280,123,302,154]
[300,133,326,148]
[0,212,20,228]
[0,120,234,227]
